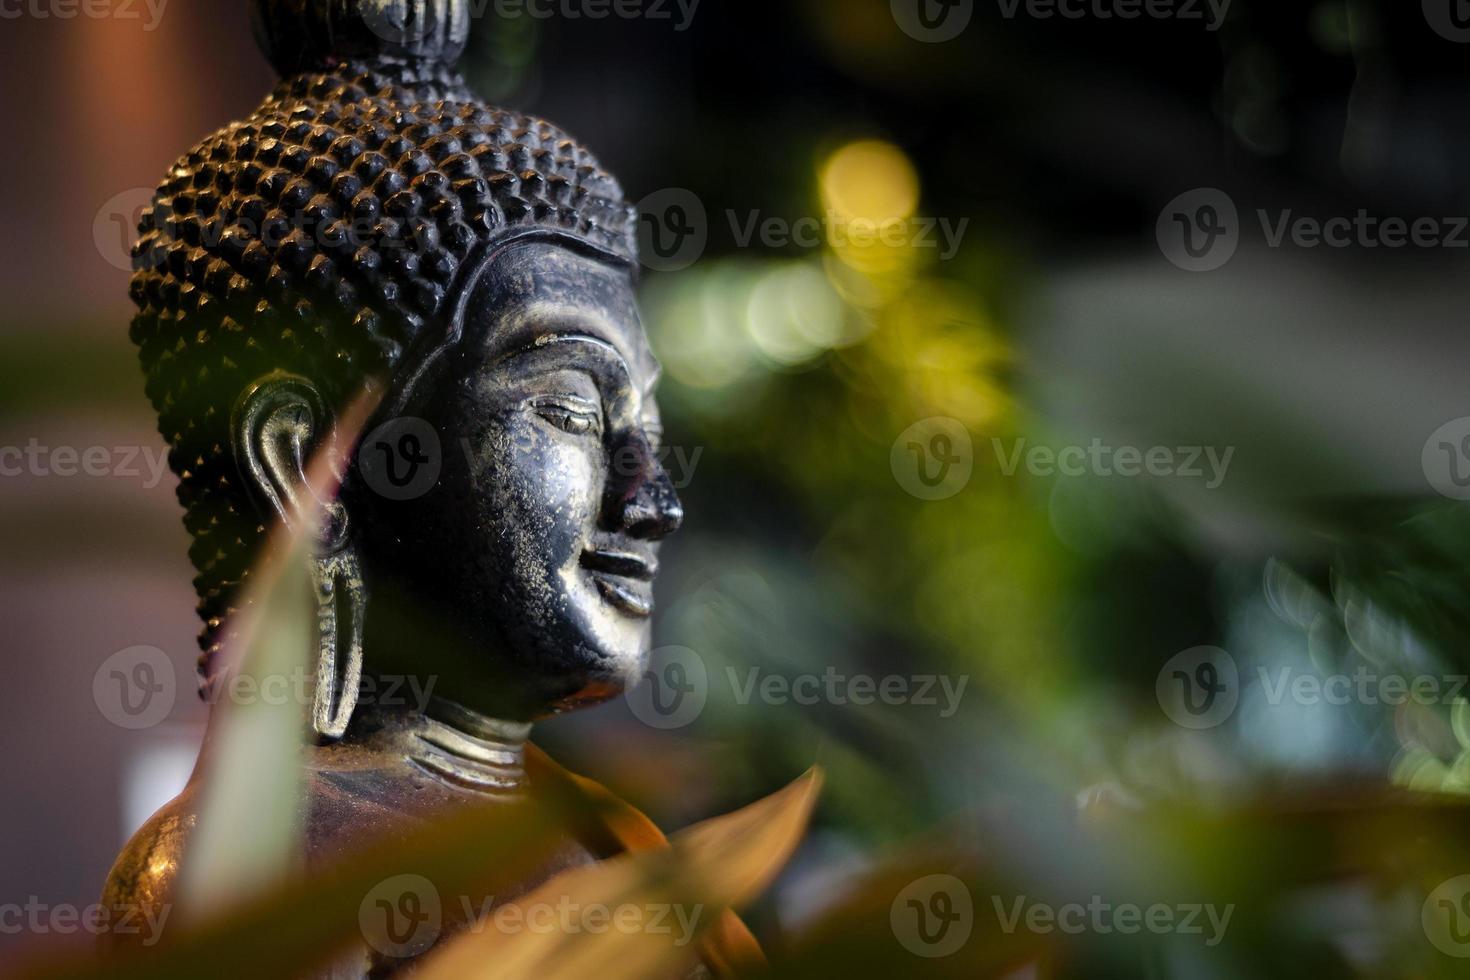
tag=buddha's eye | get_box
[529,396,603,438]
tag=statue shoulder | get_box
[100,782,200,946]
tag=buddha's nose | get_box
[609,434,684,540]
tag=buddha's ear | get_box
[232,372,347,549]
[233,372,366,743]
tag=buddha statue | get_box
[101,2,796,974]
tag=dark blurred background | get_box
[9,0,1470,968]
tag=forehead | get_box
[462,241,658,384]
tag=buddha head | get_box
[129,0,683,736]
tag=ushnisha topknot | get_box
[249,0,472,78]
[129,0,640,688]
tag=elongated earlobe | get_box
[309,549,366,741]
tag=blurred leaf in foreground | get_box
[417,768,822,980]
[178,390,379,919]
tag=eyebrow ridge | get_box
[495,332,661,400]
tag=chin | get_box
[541,624,650,714]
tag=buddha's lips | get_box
[583,549,657,617]
[582,549,658,581]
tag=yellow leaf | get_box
[417,768,822,980]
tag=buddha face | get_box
[347,240,683,720]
